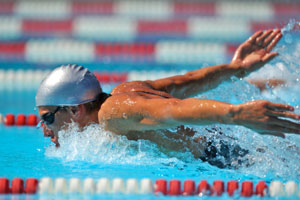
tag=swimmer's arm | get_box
[113,97,300,137]
[107,98,234,132]
[146,63,241,98]
[147,29,282,98]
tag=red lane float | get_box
[16,114,26,126]
[27,114,38,126]
[94,72,128,83]
[256,181,268,197]
[241,181,253,197]
[273,3,300,17]
[251,22,285,32]
[5,114,15,126]
[155,179,167,195]
[227,180,239,196]
[0,2,14,14]
[2,114,39,126]
[137,20,187,35]
[72,1,113,15]
[95,43,155,58]
[11,178,24,194]
[22,20,73,35]
[213,180,224,196]
[0,178,10,194]
[169,180,181,195]
[174,2,215,16]
[25,178,38,194]
[183,180,195,195]
[0,42,26,55]
[198,180,211,195]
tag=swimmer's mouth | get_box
[50,135,60,148]
[44,133,60,147]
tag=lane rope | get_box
[0,114,38,126]
[0,177,299,197]
[0,69,188,91]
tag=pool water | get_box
[1,22,300,199]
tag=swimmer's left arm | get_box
[103,96,300,138]
[139,98,300,137]
[147,29,282,99]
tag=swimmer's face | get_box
[38,106,74,147]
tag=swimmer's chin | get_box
[50,136,60,148]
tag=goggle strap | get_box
[36,120,44,128]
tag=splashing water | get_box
[45,20,300,181]
[46,123,166,165]
[281,19,300,34]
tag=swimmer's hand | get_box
[232,100,300,138]
[231,29,282,77]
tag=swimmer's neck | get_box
[76,104,99,128]
[83,110,99,127]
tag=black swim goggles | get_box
[37,106,64,127]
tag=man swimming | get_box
[36,29,300,167]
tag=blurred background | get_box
[1,0,300,185]
[0,0,299,112]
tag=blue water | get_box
[1,23,300,199]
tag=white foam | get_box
[45,122,181,165]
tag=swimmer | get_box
[36,29,300,167]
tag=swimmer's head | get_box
[36,64,102,107]
[36,64,103,147]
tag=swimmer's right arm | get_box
[147,29,282,99]
[104,96,300,138]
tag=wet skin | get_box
[38,29,300,158]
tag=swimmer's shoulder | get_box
[111,80,153,94]
[98,93,142,121]
[111,81,173,99]
[97,93,145,133]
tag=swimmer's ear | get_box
[68,106,78,115]
[69,105,86,121]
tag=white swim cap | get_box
[36,64,102,107]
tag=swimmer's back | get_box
[111,81,173,98]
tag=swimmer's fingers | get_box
[266,32,282,52]
[248,30,263,44]
[265,102,294,112]
[269,117,300,133]
[268,124,300,135]
[263,29,281,47]
[256,29,273,46]
[262,52,278,63]
[259,123,300,137]
[266,110,300,120]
